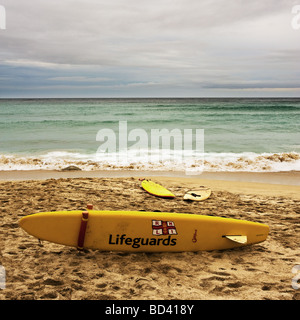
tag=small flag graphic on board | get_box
[152,220,177,236]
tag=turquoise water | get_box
[0,98,299,171]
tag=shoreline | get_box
[1,170,300,200]
[0,169,299,185]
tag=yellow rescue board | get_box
[141,179,175,198]
[19,210,269,252]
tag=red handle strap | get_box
[77,211,89,250]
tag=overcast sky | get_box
[0,0,300,98]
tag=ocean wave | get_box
[0,151,299,173]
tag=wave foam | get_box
[0,151,299,172]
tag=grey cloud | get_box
[0,0,299,97]
[1,0,294,65]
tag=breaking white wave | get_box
[0,151,299,172]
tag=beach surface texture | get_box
[0,174,299,300]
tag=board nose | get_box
[19,215,30,231]
[19,216,25,228]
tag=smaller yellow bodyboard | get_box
[141,179,175,198]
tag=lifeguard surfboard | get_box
[183,187,212,201]
[141,179,175,198]
[19,209,269,252]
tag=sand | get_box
[0,173,299,300]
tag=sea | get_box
[0,98,299,173]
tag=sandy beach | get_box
[0,171,299,300]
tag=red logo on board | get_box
[152,220,178,236]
